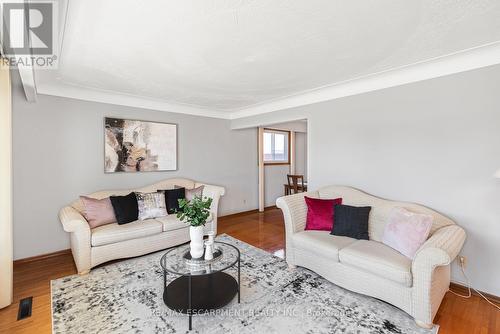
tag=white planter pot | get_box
[189,226,205,259]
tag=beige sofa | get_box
[59,178,225,274]
[276,186,466,328]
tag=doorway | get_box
[257,119,308,211]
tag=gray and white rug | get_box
[51,235,437,334]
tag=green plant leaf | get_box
[176,196,213,227]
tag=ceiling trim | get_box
[34,41,500,120]
[229,41,500,120]
[36,81,231,119]
[2,0,38,102]
[17,64,37,102]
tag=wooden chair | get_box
[286,174,305,195]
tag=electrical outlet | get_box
[459,256,467,268]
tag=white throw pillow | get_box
[382,207,433,259]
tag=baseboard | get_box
[219,206,277,220]
[449,282,500,305]
[219,209,259,219]
[14,249,71,265]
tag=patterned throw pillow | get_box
[135,192,168,220]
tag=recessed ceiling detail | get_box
[34,0,500,119]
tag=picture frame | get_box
[104,117,178,173]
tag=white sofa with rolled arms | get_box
[59,178,225,275]
[276,186,466,328]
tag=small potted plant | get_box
[177,196,213,258]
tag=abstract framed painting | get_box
[104,117,177,173]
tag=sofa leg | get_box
[78,269,90,275]
[415,320,433,329]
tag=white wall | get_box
[231,64,500,296]
[295,132,307,179]
[264,165,289,207]
[11,73,258,260]
[265,120,307,133]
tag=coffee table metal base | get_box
[163,272,239,330]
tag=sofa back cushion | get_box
[135,178,195,193]
[71,178,195,214]
[317,186,454,242]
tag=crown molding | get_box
[2,0,38,102]
[34,41,500,120]
[35,80,231,119]
[229,41,500,120]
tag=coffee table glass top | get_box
[160,241,239,276]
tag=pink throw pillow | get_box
[80,196,117,228]
[304,196,342,231]
[382,207,433,259]
[176,184,204,201]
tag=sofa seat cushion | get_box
[291,230,357,262]
[339,240,413,287]
[91,219,163,247]
[155,213,213,232]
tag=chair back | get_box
[287,174,305,194]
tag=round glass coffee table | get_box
[160,241,240,330]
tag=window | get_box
[263,129,289,164]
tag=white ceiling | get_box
[34,0,500,119]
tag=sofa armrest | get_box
[59,206,92,274]
[411,224,466,324]
[413,224,466,269]
[195,183,225,234]
[197,183,226,200]
[59,206,91,233]
[276,191,317,234]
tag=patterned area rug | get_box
[51,235,438,333]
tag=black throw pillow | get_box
[160,188,186,214]
[109,192,139,225]
[331,204,371,240]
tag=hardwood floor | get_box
[0,208,498,333]
[0,251,76,333]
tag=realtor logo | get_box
[1,1,58,68]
